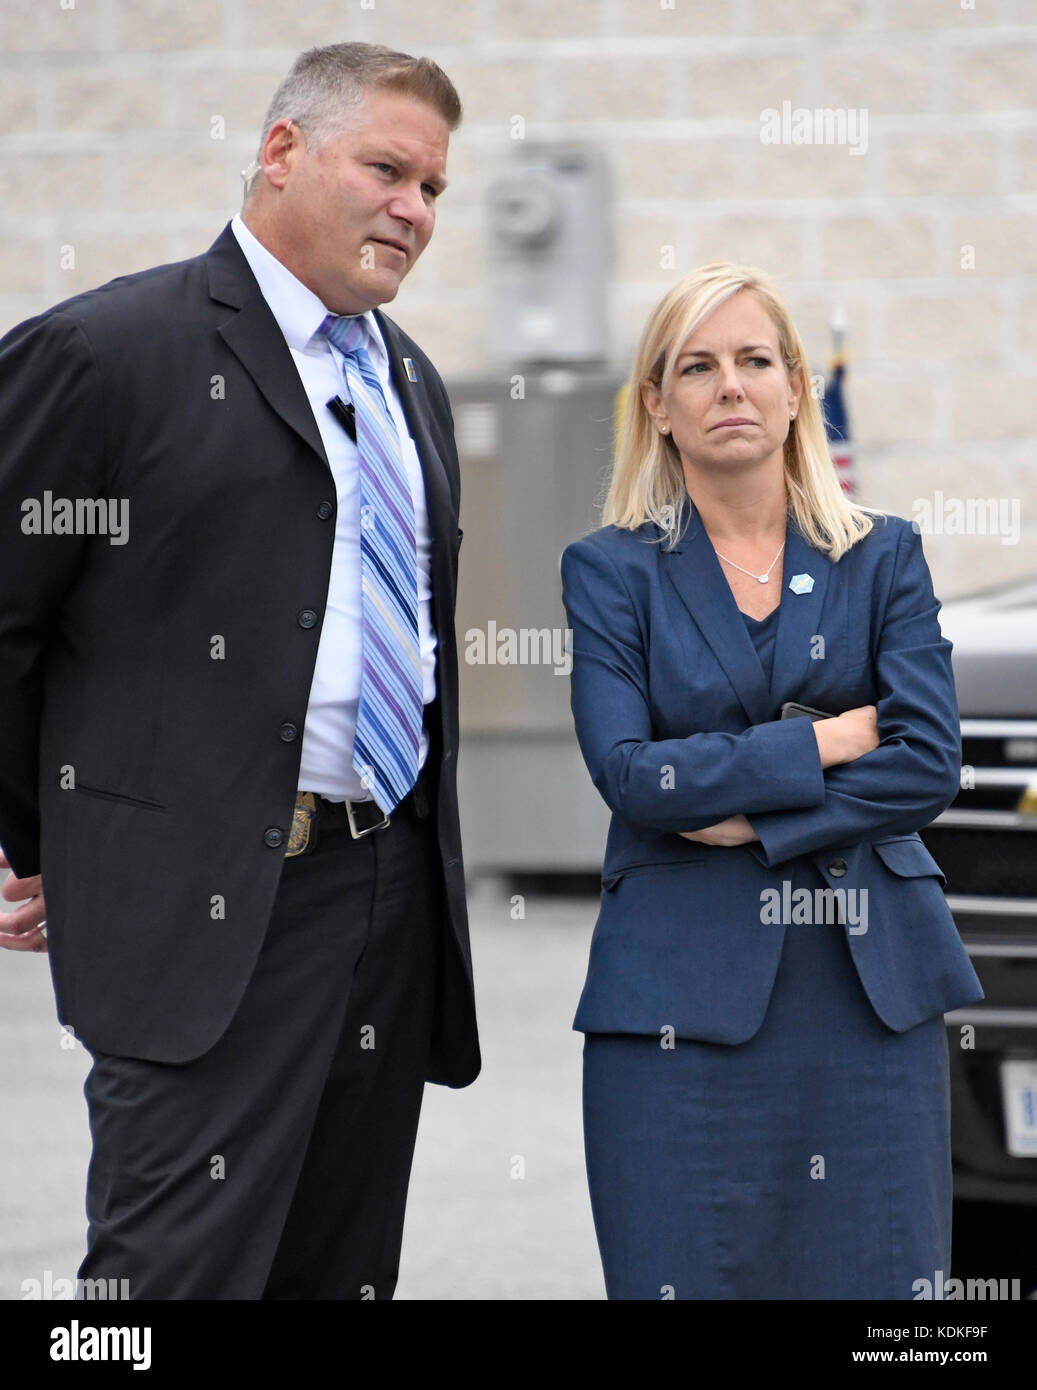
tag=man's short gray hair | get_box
[243,42,462,199]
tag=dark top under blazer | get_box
[0,224,479,1084]
[560,508,983,1044]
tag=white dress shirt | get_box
[230,215,436,801]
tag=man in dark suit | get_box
[0,42,479,1299]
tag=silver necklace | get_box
[713,541,786,584]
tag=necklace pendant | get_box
[758,573,769,583]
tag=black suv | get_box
[922,575,1037,1293]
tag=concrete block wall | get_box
[2,0,1034,595]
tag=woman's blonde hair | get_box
[603,262,877,559]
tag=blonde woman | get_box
[560,263,981,1300]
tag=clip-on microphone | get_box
[326,396,357,442]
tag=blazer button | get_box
[278,723,298,742]
[316,501,333,521]
[297,609,318,629]
[828,857,848,877]
[264,827,284,848]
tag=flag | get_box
[823,351,858,497]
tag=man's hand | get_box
[679,814,760,847]
[0,850,48,952]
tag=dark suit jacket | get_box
[560,508,983,1044]
[0,223,479,1084]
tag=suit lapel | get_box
[662,507,774,726]
[663,505,832,725]
[205,225,328,466]
[374,311,454,540]
[204,227,457,566]
[374,308,458,681]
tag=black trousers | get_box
[77,794,443,1299]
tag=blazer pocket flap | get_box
[873,837,946,884]
[602,854,706,890]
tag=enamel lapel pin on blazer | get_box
[789,573,815,595]
[402,357,418,382]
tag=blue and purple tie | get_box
[322,314,422,814]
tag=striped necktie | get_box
[322,313,422,813]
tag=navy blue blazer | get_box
[560,507,983,1044]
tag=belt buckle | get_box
[286,792,318,857]
[345,799,390,840]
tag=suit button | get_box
[829,857,848,877]
[264,827,284,848]
[279,723,298,742]
[297,609,318,629]
[316,501,333,521]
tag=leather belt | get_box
[285,769,432,858]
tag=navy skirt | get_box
[583,910,952,1300]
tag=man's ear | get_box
[258,119,303,192]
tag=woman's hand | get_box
[678,710,879,845]
[679,814,759,847]
[814,705,879,769]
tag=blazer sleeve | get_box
[561,536,826,834]
[747,523,961,865]
[0,310,105,878]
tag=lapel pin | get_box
[402,357,418,382]
[788,573,815,595]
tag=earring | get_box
[789,411,796,420]
[660,424,669,434]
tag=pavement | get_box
[0,876,605,1301]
